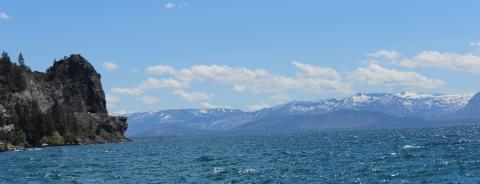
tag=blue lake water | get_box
[2,125,480,183]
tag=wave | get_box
[238,168,256,174]
[403,145,421,149]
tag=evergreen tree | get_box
[0,51,12,72]
[50,101,66,134]
[0,51,26,91]
[18,52,31,72]
[18,52,25,67]
[1,51,8,61]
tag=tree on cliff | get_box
[0,52,26,91]
[0,51,12,71]
[17,52,30,71]
[0,52,128,150]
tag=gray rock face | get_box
[0,54,108,114]
[45,54,108,114]
[0,53,128,151]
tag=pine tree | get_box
[1,51,8,61]
[18,53,25,66]
[18,52,26,68]
[0,51,12,72]
[0,51,26,91]
[17,52,30,71]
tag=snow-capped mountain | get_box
[255,92,474,120]
[124,108,253,136]
[124,92,475,137]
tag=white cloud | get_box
[349,64,444,89]
[140,78,188,89]
[106,94,120,104]
[146,62,351,95]
[200,102,230,109]
[103,61,118,71]
[146,65,177,75]
[0,12,9,21]
[247,103,271,111]
[292,61,341,80]
[164,2,177,10]
[111,87,144,96]
[398,51,480,73]
[367,50,400,60]
[172,90,212,102]
[138,95,160,105]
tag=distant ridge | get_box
[452,93,480,120]
[125,92,476,137]
[232,110,428,134]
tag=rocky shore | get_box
[0,53,128,152]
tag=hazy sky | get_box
[1,1,480,112]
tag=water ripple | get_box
[1,125,480,183]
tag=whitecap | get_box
[213,167,225,175]
[403,145,421,149]
[44,172,53,179]
[457,138,468,143]
[238,168,256,174]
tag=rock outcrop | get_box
[0,52,128,152]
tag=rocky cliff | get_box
[0,52,128,152]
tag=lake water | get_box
[1,125,480,183]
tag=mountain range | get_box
[121,91,480,137]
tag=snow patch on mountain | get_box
[125,92,475,137]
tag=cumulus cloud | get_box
[0,12,9,21]
[172,90,212,102]
[374,45,480,73]
[349,64,444,89]
[292,61,341,80]
[112,78,185,97]
[247,103,271,111]
[111,87,144,96]
[145,62,351,95]
[111,51,455,109]
[367,50,400,60]
[164,2,177,10]
[103,61,118,71]
[398,51,480,73]
[140,78,188,89]
[138,95,160,105]
[146,65,177,75]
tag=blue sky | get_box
[1,0,480,112]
